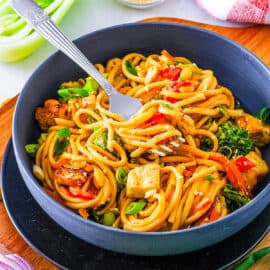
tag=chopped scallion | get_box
[25,144,39,157]
[125,60,137,76]
[125,201,146,215]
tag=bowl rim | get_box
[12,21,270,237]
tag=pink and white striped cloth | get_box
[196,0,270,24]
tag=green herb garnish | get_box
[257,107,270,124]
[216,121,254,158]
[125,60,137,76]
[222,184,250,212]
[54,127,70,155]
[205,175,214,181]
[163,103,173,109]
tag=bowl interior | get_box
[12,22,270,255]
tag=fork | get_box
[10,0,142,120]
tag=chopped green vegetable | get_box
[222,184,250,212]
[57,88,89,99]
[163,103,173,110]
[54,127,70,155]
[93,127,100,132]
[218,105,226,114]
[102,212,116,226]
[37,133,48,145]
[200,136,213,152]
[125,60,137,76]
[235,246,270,270]
[34,0,54,9]
[87,208,100,222]
[84,77,99,93]
[205,175,214,181]
[257,107,270,124]
[115,167,128,186]
[234,99,242,109]
[93,131,108,150]
[25,144,39,157]
[125,201,146,215]
[0,0,75,62]
[216,121,254,159]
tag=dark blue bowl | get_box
[12,22,270,256]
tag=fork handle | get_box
[10,0,117,96]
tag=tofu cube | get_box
[126,164,160,198]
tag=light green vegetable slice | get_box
[0,0,75,62]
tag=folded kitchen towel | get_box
[196,0,270,24]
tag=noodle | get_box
[29,50,269,232]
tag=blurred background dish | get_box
[117,0,165,9]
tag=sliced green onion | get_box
[125,201,146,215]
[235,246,270,270]
[25,144,39,157]
[205,175,214,181]
[125,60,137,76]
[93,132,108,150]
[84,77,99,93]
[57,87,89,99]
[115,167,128,186]
[54,127,70,155]
[218,105,226,114]
[93,126,100,132]
[257,107,270,124]
[163,103,173,109]
[102,212,116,226]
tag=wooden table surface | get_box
[0,17,269,270]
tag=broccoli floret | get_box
[222,184,250,212]
[216,121,254,159]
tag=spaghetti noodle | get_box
[28,50,269,232]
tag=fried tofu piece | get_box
[242,151,268,192]
[235,113,270,147]
[126,164,160,198]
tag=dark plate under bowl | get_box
[12,22,270,256]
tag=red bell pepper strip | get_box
[140,112,167,128]
[235,156,255,172]
[183,166,196,178]
[166,81,192,103]
[52,158,69,169]
[209,153,248,194]
[67,189,95,200]
[160,67,182,81]
[191,197,212,215]
[209,207,219,222]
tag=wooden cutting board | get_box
[0,17,269,270]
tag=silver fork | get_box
[10,0,142,120]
